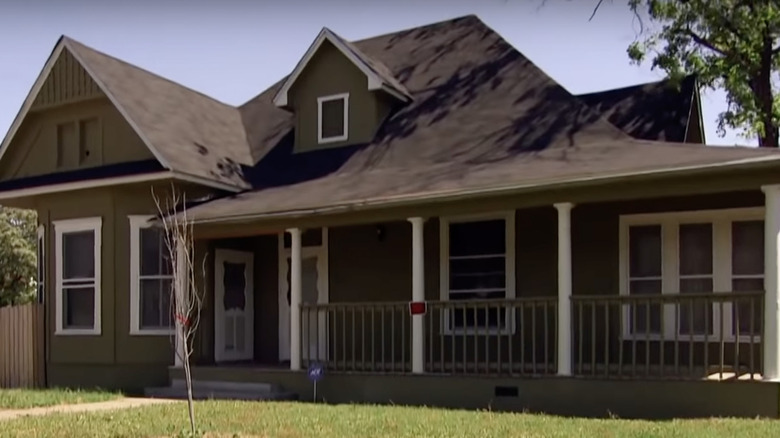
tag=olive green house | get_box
[3,15,780,418]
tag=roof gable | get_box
[272,27,412,107]
[0,36,251,192]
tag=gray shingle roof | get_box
[65,37,252,189]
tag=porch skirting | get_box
[173,366,780,419]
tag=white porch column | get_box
[554,202,574,377]
[762,185,780,381]
[408,217,425,374]
[288,228,303,371]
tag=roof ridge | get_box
[62,36,238,111]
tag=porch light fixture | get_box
[409,301,427,316]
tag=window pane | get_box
[140,227,170,276]
[140,278,172,329]
[450,257,505,291]
[450,220,505,257]
[321,98,345,139]
[628,279,661,334]
[679,278,714,335]
[629,225,661,277]
[63,231,94,279]
[64,287,94,328]
[733,278,763,336]
[679,223,712,276]
[733,221,764,276]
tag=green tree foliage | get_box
[0,206,37,307]
[627,0,780,146]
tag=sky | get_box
[0,0,751,146]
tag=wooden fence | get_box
[0,303,45,388]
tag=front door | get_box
[279,244,328,362]
[214,249,254,362]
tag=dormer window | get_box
[317,93,349,144]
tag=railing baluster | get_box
[750,296,755,379]
[532,301,537,375]
[719,299,725,380]
[371,306,375,372]
[659,296,665,379]
[544,300,550,375]
[688,297,694,378]
[618,301,624,378]
[450,303,456,373]
[734,297,740,380]
[391,305,396,373]
[511,302,517,375]
[332,307,338,371]
[462,305,467,373]
[484,303,490,374]
[351,307,356,372]
[381,306,386,372]
[604,300,610,378]
[497,304,503,375]
[473,302,479,374]
[704,297,709,379]
[644,297,650,377]
[591,301,597,377]
[631,301,637,378]
[342,306,347,372]
[577,301,583,376]
[517,301,522,375]
[361,307,366,372]
[674,300,679,377]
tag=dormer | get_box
[273,28,412,152]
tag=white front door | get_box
[278,237,328,362]
[214,249,254,362]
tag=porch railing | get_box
[424,297,557,375]
[300,292,763,380]
[571,291,764,380]
[300,302,412,373]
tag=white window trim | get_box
[37,224,45,304]
[317,93,349,144]
[129,215,175,336]
[439,211,516,335]
[54,217,102,336]
[619,207,764,342]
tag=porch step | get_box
[145,379,298,402]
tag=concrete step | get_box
[145,379,298,402]
[170,379,282,394]
[145,385,298,401]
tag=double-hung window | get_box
[54,217,101,335]
[440,212,515,333]
[129,215,174,335]
[620,208,764,341]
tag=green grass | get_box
[0,388,120,409]
[2,400,780,438]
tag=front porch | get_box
[174,186,780,416]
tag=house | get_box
[1,15,780,418]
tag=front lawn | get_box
[0,388,120,410]
[3,400,780,437]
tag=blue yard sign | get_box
[308,362,324,402]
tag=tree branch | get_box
[588,0,605,21]
[687,28,731,58]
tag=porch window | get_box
[620,208,764,340]
[129,216,174,335]
[440,212,515,332]
[317,93,349,144]
[37,225,45,304]
[54,217,101,335]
